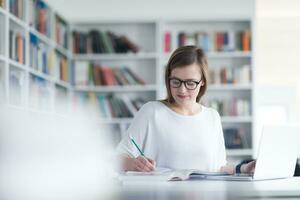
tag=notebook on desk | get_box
[212,125,300,181]
[119,168,229,181]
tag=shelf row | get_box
[0,5,251,59]
[6,58,71,89]
[4,57,253,91]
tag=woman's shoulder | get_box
[139,100,162,112]
[201,105,221,118]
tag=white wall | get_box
[47,0,254,22]
[255,0,300,121]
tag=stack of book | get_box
[72,30,139,54]
[29,0,51,37]
[207,98,251,116]
[164,30,251,53]
[74,61,145,86]
[74,93,146,118]
[209,65,251,84]
[29,33,52,74]
[9,30,25,64]
[55,15,68,49]
[9,0,24,19]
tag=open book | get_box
[119,168,230,181]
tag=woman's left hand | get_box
[241,160,256,173]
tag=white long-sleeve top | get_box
[116,101,227,172]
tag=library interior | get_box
[0,0,300,200]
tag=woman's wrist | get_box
[120,155,134,171]
[235,163,243,174]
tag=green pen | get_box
[130,137,145,156]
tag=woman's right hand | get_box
[122,156,156,172]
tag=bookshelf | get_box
[70,21,158,131]
[0,0,72,111]
[0,1,254,158]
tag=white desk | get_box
[115,177,300,200]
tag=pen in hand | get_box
[130,137,156,171]
[130,137,145,156]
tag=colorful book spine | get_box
[173,30,251,52]
[9,0,24,20]
[55,15,68,49]
[206,98,251,116]
[29,33,53,74]
[242,30,251,51]
[72,30,139,54]
[74,62,146,86]
[75,93,145,118]
[209,65,251,85]
[9,30,25,64]
[164,32,171,53]
[28,0,52,37]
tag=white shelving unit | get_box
[0,0,72,112]
[0,1,254,158]
[70,21,159,134]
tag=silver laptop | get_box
[217,125,300,181]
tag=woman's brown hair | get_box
[164,45,209,103]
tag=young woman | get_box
[117,45,255,174]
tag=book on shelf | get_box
[119,168,229,181]
[28,0,35,26]
[74,61,146,87]
[72,30,139,54]
[73,93,146,119]
[164,32,171,53]
[208,65,251,85]
[29,33,53,75]
[55,15,68,49]
[207,98,251,117]
[9,30,25,64]
[173,30,251,52]
[224,127,249,149]
[55,51,68,82]
[196,32,212,52]
[29,0,51,37]
[9,0,24,20]
[0,0,5,8]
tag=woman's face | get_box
[169,62,204,107]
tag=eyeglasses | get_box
[169,78,202,90]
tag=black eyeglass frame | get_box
[169,77,202,90]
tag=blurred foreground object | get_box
[0,105,116,200]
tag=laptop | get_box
[214,125,300,181]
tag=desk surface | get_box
[114,177,300,200]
